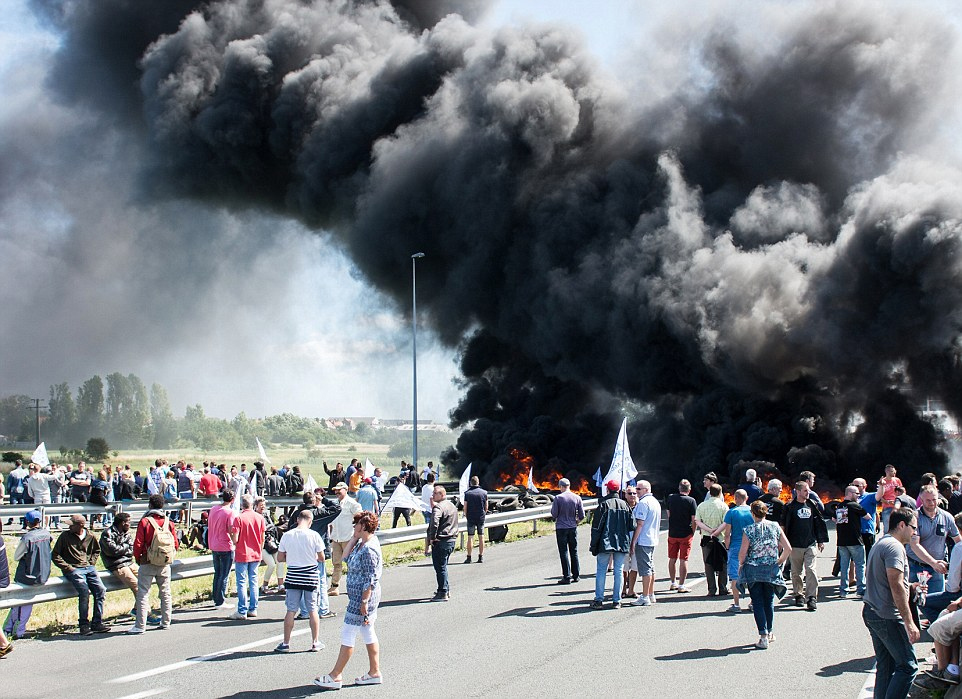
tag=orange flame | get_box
[723,479,842,506]
[492,448,594,495]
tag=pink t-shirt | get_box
[208,504,238,552]
[881,477,902,507]
[231,509,266,563]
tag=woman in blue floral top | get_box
[314,511,383,690]
[738,499,792,650]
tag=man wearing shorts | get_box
[462,476,488,564]
[630,480,662,606]
[715,489,753,612]
[666,479,697,592]
[622,486,640,598]
[275,510,325,653]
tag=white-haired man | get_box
[738,468,763,504]
[629,480,662,606]
[759,479,785,522]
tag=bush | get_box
[1,451,24,464]
[85,437,110,462]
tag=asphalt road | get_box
[9,527,879,699]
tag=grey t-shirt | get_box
[907,508,959,564]
[864,535,909,620]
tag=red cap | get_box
[606,480,621,492]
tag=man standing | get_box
[5,460,28,525]
[208,489,238,608]
[832,485,872,598]
[463,476,488,564]
[738,468,763,504]
[420,472,436,525]
[758,479,785,523]
[3,510,51,639]
[782,481,829,611]
[197,466,222,497]
[356,478,380,515]
[714,489,754,611]
[128,494,179,633]
[863,508,922,698]
[323,462,346,491]
[695,484,729,596]
[629,480,662,606]
[68,461,91,503]
[229,494,266,620]
[551,478,585,584]
[589,481,633,609]
[665,479,697,593]
[328,483,362,596]
[275,510,326,653]
[426,485,459,601]
[701,472,719,502]
[908,485,961,596]
[51,514,110,635]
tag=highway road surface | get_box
[10,526,881,698]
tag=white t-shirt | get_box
[421,483,434,513]
[278,527,325,567]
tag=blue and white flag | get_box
[458,463,473,499]
[146,471,159,495]
[526,465,539,493]
[255,437,271,464]
[601,418,637,495]
[593,467,603,488]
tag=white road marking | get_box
[859,664,875,699]
[108,629,311,684]
[115,688,169,699]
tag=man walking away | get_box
[208,489,238,608]
[52,515,110,635]
[666,479,697,593]
[230,494,266,620]
[695,484,730,596]
[552,478,585,584]
[275,510,326,653]
[863,508,921,698]
[463,476,488,564]
[128,494,179,634]
[426,485,459,601]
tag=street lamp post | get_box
[411,252,425,473]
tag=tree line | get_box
[0,373,413,452]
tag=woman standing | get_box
[738,499,792,649]
[314,511,383,689]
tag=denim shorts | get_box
[285,588,317,613]
[467,521,484,536]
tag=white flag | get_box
[249,469,258,495]
[364,458,375,479]
[304,474,318,492]
[147,471,159,495]
[458,463,473,499]
[526,465,539,493]
[31,442,49,468]
[601,417,638,495]
[381,482,423,512]
[255,437,271,464]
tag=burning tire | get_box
[497,496,520,511]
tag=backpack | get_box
[146,515,176,566]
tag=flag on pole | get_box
[381,482,423,513]
[458,463,473,499]
[364,458,375,479]
[526,465,539,493]
[31,442,49,468]
[304,474,319,493]
[255,437,271,464]
[249,469,258,496]
[593,467,603,488]
[601,417,637,495]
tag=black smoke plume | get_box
[27,0,962,491]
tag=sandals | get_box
[355,673,383,686]
[312,675,341,690]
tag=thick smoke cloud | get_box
[11,0,962,489]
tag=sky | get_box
[1,0,960,427]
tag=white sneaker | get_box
[228,611,247,620]
[756,635,769,650]
[631,595,651,606]
[649,593,657,604]
[677,585,691,593]
[669,582,678,591]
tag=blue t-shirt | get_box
[724,505,755,552]
[859,493,878,534]
[356,485,379,513]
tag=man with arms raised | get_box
[863,507,922,698]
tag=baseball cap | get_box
[334,482,348,490]
[605,480,621,492]
[24,509,42,525]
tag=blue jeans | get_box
[212,551,234,606]
[235,560,259,615]
[432,538,456,594]
[862,605,917,698]
[301,564,329,616]
[909,559,945,594]
[594,551,626,603]
[839,544,866,595]
[66,566,106,627]
[748,581,776,635]
[922,590,956,623]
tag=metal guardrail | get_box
[0,499,597,610]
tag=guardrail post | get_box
[533,518,537,535]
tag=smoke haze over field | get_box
[3,1,962,487]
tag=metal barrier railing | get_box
[0,499,597,610]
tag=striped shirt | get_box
[285,564,319,591]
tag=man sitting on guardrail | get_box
[100,512,162,626]
[3,509,51,639]
[128,494,180,634]
[52,514,111,636]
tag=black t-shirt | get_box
[782,499,819,548]
[667,493,697,538]
[832,500,868,547]
[463,486,488,523]
[759,493,784,522]
[70,470,91,497]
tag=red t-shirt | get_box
[231,509,266,563]
[198,473,222,496]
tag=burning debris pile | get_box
[26,0,962,491]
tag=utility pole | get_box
[27,397,47,446]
